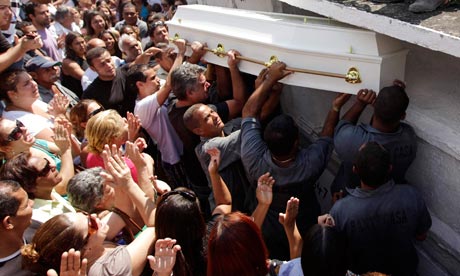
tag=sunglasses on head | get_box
[150,21,165,29]
[37,158,52,177]
[88,107,104,119]
[7,120,25,142]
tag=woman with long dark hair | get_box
[62,32,88,97]
[83,11,108,40]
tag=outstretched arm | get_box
[0,35,42,73]
[52,124,74,195]
[224,50,247,119]
[101,144,156,227]
[157,38,187,106]
[279,197,302,259]
[242,62,291,119]
[208,148,232,216]
[320,93,352,137]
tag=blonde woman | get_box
[84,110,154,188]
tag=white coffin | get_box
[167,5,408,94]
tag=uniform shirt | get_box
[332,120,417,193]
[331,180,432,275]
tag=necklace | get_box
[271,154,295,164]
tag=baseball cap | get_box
[25,56,62,72]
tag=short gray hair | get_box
[171,62,205,100]
[67,167,104,212]
[118,33,136,53]
[55,6,70,23]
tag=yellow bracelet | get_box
[332,106,340,112]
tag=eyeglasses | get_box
[37,158,52,177]
[162,189,196,202]
[88,107,104,119]
[7,120,25,142]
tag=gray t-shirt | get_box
[241,117,332,213]
[88,246,132,276]
[196,127,253,212]
[240,117,333,259]
[330,180,432,275]
[0,250,34,276]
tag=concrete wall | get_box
[189,0,460,274]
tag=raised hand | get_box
[53,124,71,154]
[278,197,299,229]
[101,144,132,186]
[149,175,171,195]
[46,248,88,276]
[126,112,141,142]
[125,141,147,168]
[48,93,70,117]
[256,172,274,206]
[148,238,181,276]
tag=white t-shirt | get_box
[2,100,53,137]
[134,93,183,164]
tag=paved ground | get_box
[327,0,460,37]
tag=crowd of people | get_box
[0,0,432,275]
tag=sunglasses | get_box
[87,213,99,236]
[37,158,52,177]
[80,211,99,237]
[88,107,104,119]
[7,120,25,142]
[150,21,165,29]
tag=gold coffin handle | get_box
[345,67,361,84]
